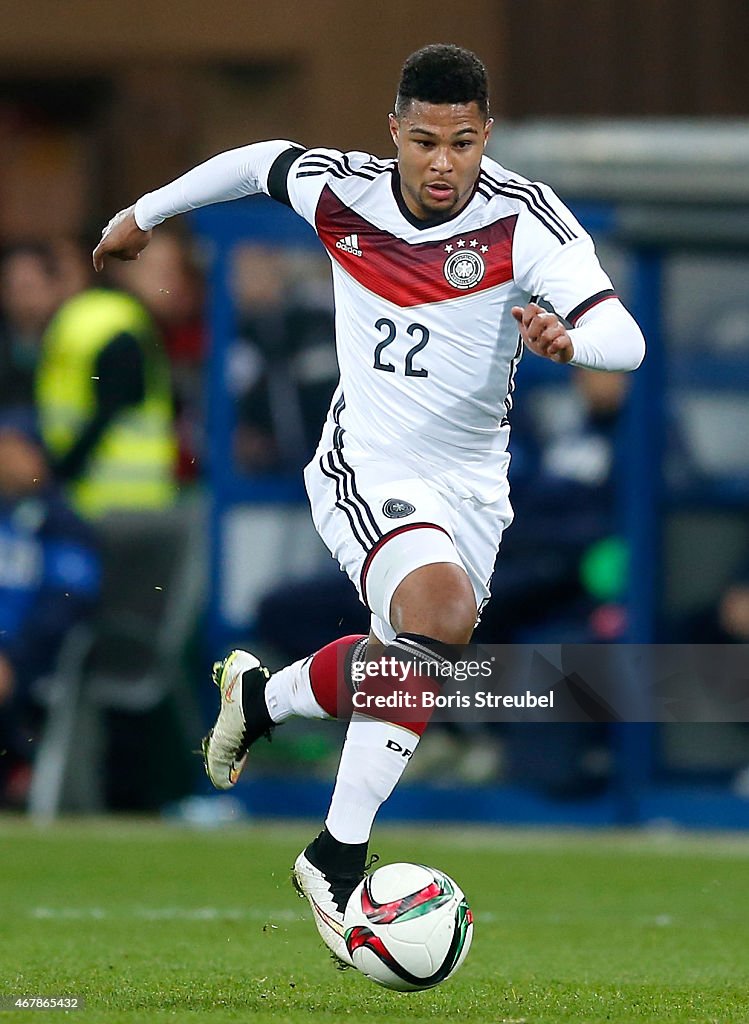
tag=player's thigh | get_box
[446,491,513,624]
[369,495,511,644]
[305,456,463,632]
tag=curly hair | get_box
[394,44,489,120]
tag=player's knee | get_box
[390,562,476,645]
[412,599,476,646]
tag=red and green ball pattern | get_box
[345,885,473,990]
[359,870,455,925]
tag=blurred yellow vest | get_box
[37,289,178,518]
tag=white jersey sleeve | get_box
[510,180,615,324]
[132,142,382,235]
[505,175,644,370]
[133,140,303,229]
[569,297,645,370]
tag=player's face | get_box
[389,101,492,221]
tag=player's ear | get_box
[483,118,494,147]
[388,113,399,148]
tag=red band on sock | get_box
[309,634,365,719]
[310,638,439,736]
[352,663,438,737]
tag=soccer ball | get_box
[343,862,473,991]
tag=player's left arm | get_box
[511,181,645,371]
[511,296,645,370]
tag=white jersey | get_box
[271,147,615,503]
[134,140,632,505]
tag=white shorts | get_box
[304,440,513,643]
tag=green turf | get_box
[1,817,748,1023]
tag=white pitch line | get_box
[28,906,498,923]
[29,907,305,922]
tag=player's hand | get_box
[511,302,574,364]
[92,206,152,272]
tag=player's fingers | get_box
[510,306,524,323]
[92,244,104,273]
[524,320,542,344]
[540,322,565,345]
[522,302,543,326]
[537,316,565,345]
[526,312,554,343]
[549,338,574,363]
[553,329,571,352]
[546,327,571,351]
[522,311,541,336]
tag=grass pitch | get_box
[1,817,748,1023]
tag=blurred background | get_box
[1,0,748,829]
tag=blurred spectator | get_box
[0,243,62,410]
[0,413,100,806]
[110,231,206,482]
[681,567,749,798]
[35,272,179,519]
[50,237,90,304]
[257,566,368,664]
[229,244,338,474]
[682,564,749,644]
[464,369,631,794]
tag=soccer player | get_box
[93,45,645,966]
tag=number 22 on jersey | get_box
[373,318,429,378]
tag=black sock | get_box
[306,826,368,879]
[240,667,274,744]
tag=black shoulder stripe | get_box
[297,158,340,170]
[360,158,395,172]
[338,152,383,180]
[567,289,617,324]
[480,172,576,245]
[482,174,575,243]
[302,151,392,174]
[490,185,567,244]
[479,174,561,243]
[506,178,576,242]
[296,152,379,181]
[296,168,378,182]
[298,152,347,174]
[267,146,305,207]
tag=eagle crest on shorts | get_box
[383,498,416,519]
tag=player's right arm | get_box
[92,140,303,271]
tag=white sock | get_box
[264,657,330,724]
[325,715,420,844]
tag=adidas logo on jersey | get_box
[335,233,363,257]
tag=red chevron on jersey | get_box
[315,185,516,307]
